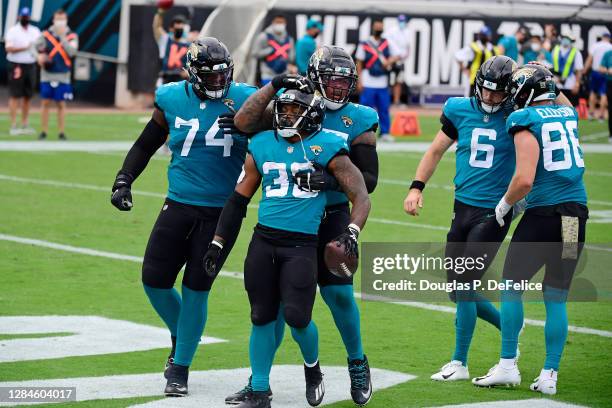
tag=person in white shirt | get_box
[384,14,410,106]
[585,32,612,121]
[4,7,40,136]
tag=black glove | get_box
[203,240,224,278]
[218,112,241,136]
[333,224,360,259]
[293,162,339,192]
[111,173,134,211]
[271,73,314,93]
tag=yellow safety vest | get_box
[469,42,494,85]
[552,46,577,81]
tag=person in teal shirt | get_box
[522,34,552,67]
[497,26,529,62]
[295,19,322,75]
[600,48,612,140]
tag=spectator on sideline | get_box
[34,9,78,141]
[599,48,612,142]
[153,10,189,84]
[253,14,296,86]
[585,32,612,121]
[356,18,400,142]
[4,7,40,136]
[521,34,552,67]
[543,24,559,52]
[552,33,583,106]
[497,25,529,62]
[455,26,496,96]
[384,14,410,106]
[296,19,322,75]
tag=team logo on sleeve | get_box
[310,145,323,155]
[341,116,353,127]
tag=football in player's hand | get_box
[156,0,174,10]
[324,239,358,278]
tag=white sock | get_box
[304,359,318,368]
[499,358,516,370]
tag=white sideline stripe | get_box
[1,233,611,339]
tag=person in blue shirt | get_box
[497,26,529,62]
[203,88,371,408]
[109,38,257,397]
[221,47,380,406]
[404,56,519,382]
[521,34,552,67]
[474,65,588,396]
[295,19,322,75]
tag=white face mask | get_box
[480,101,501,114]
[277,128,297,138]
[272,23,286,34]
[54,19,67,29]
[324,99,345,111]
[205,89,224,99]
[531,42,541,52]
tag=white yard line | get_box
[1,232,611,339]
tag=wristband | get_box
[410,180,425,191]
[211,240,224,250]
[347,223,361,234]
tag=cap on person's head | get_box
[306,19,323,31]
[479,26,492,37]
[172,14,187,24]
[398,14,407,22]
[19,7,31,17]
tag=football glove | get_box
[293,162,339,192]
[332,224,360,259]
[111,173,134,211]
[218,112,240,136]
[203,240,224,278]
[271,73,314,93]
[494,197,512,227]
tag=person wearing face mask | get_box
[522,35,552,67]
[384,14,410,106]
[4,7,40,136]
[153,10,190,84]
[33,9,78,141]
[455,26,497,97]
[253,14,297,86]
[551,34,584,106]
[295,19,323,75]
[356,19,400,142]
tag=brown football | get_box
[324,240,358,277]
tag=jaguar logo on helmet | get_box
[512,67,537,84]
[187,43,199,59]
[341,116,353,127]
[310,145,323,156]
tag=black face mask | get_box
[174,28,184,39]
[20,18,29,27]
[373,29,383,38]
[311,31,320,39]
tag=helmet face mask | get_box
[186,38,234,100]
[308,46,357,110]
[273,91,325,138]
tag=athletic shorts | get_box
[317,202,352,286]
[7,62,36,98]
[244,224,318,328]
[445,199,512,287]
[590,71,607,96]
[141,198,228,291]
[503,204,588,291]
[40,81,73,101]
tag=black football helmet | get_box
[185,37,233,99]
[474,55,517,114]
[307,46,358,110]
[508,64,557,109]
[273,89,325,138]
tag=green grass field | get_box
[0,112,611,407]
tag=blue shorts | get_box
[590,71,607,96]
[40,82,73,101]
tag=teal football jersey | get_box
[507,105,587,208]
[444,97,515,209]
[249,130,349,234]
[155,81,257,207]
[322,103,379,206]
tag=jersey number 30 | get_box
[175,117,233,157]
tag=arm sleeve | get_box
[215,191,251,243]
[440,113,458,140]
[350,143,378,193]
[118,119,167,180]
[62,34,78,56]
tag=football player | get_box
[203,89,371,408]
[110,38,257,397]
[403,56,519,382]
[473,65,588,395]
[222,46,379,406]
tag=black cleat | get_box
[38,132,47,140]
[348,355,372,406]
[163,336,176,379]
[58,132,67,140]
[225,376,272,405]
[304,362,325,406]
[164,363,188,397]
[234,391,271,408]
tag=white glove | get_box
[512,198,527,221]
[495,197,512,227]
